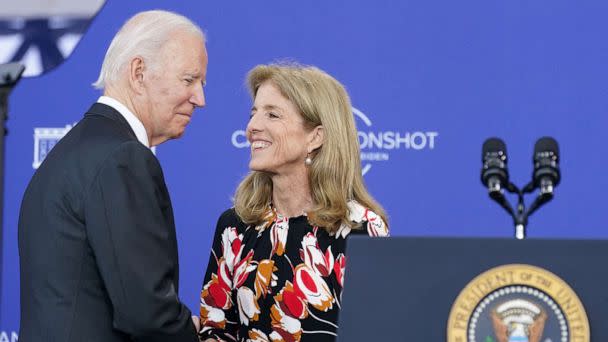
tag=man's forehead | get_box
[158,36,206,72]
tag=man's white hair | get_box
[92,10,205,89]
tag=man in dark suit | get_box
[18,10,207,342]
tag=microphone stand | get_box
[510,184,528,240]
[489,181,555,240]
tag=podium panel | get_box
[337,237,605,341]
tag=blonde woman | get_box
[198,63,388,342]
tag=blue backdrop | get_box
[2,0,608,337]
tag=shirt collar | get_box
[97,95,150,148]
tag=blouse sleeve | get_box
[198,210,241,341]
[363,208,389,237]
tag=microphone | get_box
[479,136,561,239]
[481,138,510,198]
[532,137,560,196]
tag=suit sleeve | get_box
[84,141,197,342]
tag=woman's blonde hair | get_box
[234,63,388,233]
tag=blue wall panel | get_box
[2,0,608,336]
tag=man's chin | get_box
[171,127,187,139]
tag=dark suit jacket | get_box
[18,103,198,342]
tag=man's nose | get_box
[190,82,205,107]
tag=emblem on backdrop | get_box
[33,123,156,169]
[33,124,74,169]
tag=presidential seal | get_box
[447,264,589,342]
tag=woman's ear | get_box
[308,125,325,151]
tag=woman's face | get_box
[246,82,314,176]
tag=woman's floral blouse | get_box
[198,201,388,342]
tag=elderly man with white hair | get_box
[18,10,207,342]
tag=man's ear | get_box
[128,56,146,94]
[308,125,325,152]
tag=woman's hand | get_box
[191,315,201,332]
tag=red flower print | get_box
[274,281,308,320]
[200,264,232,329]
[248,328,271,342]
[221,227,245,274]
[202,258,232,309]
[254,259,277,300]
[365,210,389,237]
[199,302,227,330]
[270,303,303,342]
[234,249,256,289]
[237,287,261,326]
[300,232,334,277]
[293,264,333,312]
[333,253,346,287]
[270,215,289,256]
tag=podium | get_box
[336,237,607,341]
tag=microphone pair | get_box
[481,137,560,198]
[480,137,561,238]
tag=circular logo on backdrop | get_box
[352,107,438,175]
[447,264,589,342]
